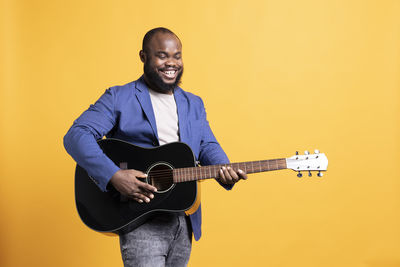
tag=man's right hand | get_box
[109,169,157,203]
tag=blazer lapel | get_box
[135,77,158,141]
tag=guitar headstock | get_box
[286,150,328,177]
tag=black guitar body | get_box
[75,139,197,234]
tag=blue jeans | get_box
[119,213,192,267]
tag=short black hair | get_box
[142,27,180,53]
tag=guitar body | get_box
[75,139,197,234]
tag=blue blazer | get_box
[64,76,232,240]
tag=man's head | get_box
[140,27,183,94]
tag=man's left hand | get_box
[217,166,247,184]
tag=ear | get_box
[139,50,146,63]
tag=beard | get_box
[143,62,183,93]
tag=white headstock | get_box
[286,150,328,177]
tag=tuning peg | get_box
[297,171,303,178]
[304,150,310,155]
[308,171,312,177]
[317,171,323,177]
[314,149,320,154]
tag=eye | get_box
[157,54,167,59]
[174,53,182,60]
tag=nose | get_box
[165,58,178,67]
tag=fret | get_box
[173,158,287,183]
[192,167,195,181]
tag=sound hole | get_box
[147,163,174,192]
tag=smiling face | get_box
[140,32,183,94]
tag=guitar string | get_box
[128,160,286,187]
[123,169,286,189]
[147,168,285,185]
[143,160,283,175]
[143,162,284,180]
[146,163,283,176]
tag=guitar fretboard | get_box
[172,159,287,183]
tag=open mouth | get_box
[160,69,178,80]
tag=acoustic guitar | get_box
[75,138,328,234]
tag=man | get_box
[64,27,247,267]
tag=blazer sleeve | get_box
[63,88,120,192]
[197,98,234,190]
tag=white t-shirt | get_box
[149,89,179,145]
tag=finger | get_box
[222,167,234,184]
[135,188,155,199]
[227,167,239,183]
[238,169,248,180]
[134,171,148,179]
[133,197,144,203]
[218,167,228,184]
[132,192,152,203]
[136,179,158,192]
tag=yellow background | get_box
[1,0,400,266]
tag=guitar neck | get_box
[172,159,287,183]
